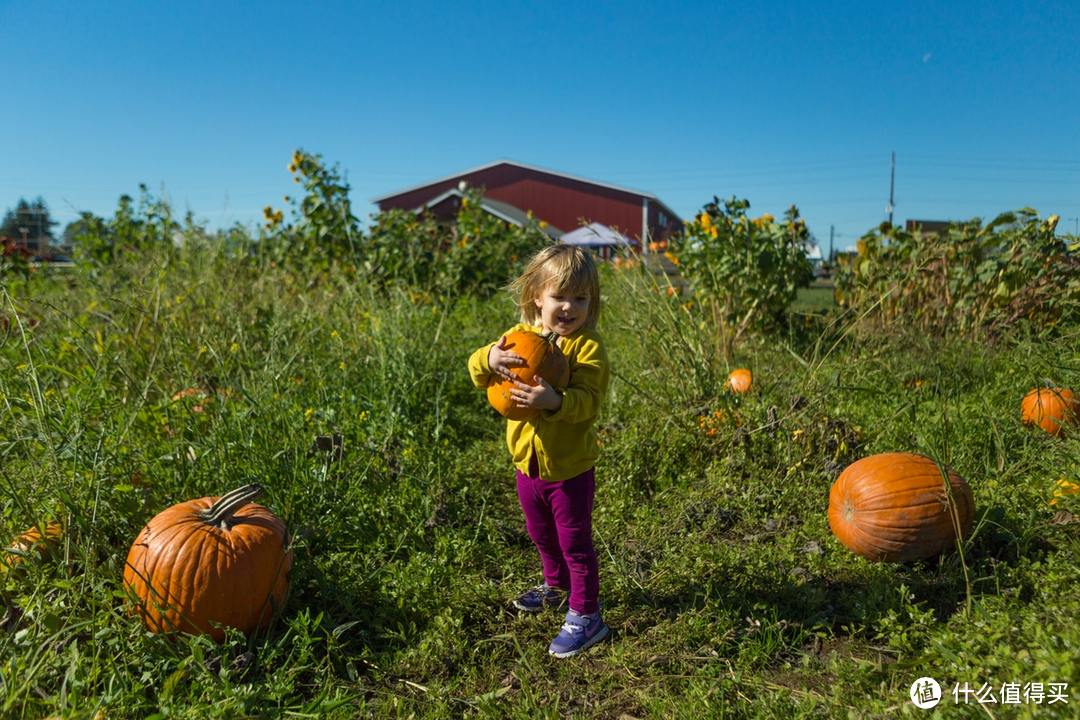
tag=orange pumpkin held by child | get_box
[123,484,292,641]
[828,452,975,563]
[1021,387,1078,436]
[726,368,753,394]
[487,329,570,421]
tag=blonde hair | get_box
[509,244,601,329]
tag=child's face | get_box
[534,284,590,336]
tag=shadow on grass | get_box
[617,507,1054,651]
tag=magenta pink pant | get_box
[515,463,599,615]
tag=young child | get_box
[467,244,610,658]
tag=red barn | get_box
[373,160,683,252]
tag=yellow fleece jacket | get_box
[468,323,609,481]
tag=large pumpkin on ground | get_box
[1021,387,1077,436]
[828,452,975,563]
[487,330,570,421]
[123,484,292,641]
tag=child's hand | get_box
[509,375,563,412]
[488,336,526,382]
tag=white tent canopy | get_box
[560,222,632,247]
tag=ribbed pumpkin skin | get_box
[828,452,974,563]
[123,492,292,641]
[487,330,570,421]
[1021,388,1077,436]
[727,368,753,394]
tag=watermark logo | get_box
[908,678,1070,707]
[910,677,943,709]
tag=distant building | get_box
[8,234,46,254]
[561,222,633,249]
[374,160,683,252]
[416,187,564,240]
[1,236,72,264]
[905,219,953,236]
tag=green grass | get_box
[1,248,1078,719]
[791,284,835,314]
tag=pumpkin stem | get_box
[200,484,264,529]
[540,330,560,346]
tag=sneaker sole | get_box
[513,595,566,612]
[549,622,610,658]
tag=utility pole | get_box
[1070,217,1079,235]
[886,151,895,227]
[829,224,835,262]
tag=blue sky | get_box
[3,0,1078,252]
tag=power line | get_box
[903,152,1080,169]
[900,173,1080,185]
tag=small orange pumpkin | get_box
[726,368,753,394]
[1021,387,1077,436]
[828,452,974,563]
[487,330,570,421]
[123,484,292,641]
[1,521,63,572]
[171,387,208,401]
[171,387,214,414]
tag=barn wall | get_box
[648,202,683,245]
[377,164,657,243]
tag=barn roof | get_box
[422,188,564,239]
[374,159,681,221]
[560,222,632,247]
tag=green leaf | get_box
[160,668,186,702]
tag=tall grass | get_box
[1,240,1077,718]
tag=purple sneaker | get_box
[548,610,610,658]
[513,584,565,612]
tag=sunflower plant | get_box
[264,149,362,269]
[833,210,1079,338]
[667,196,813,358]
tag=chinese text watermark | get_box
[909,678,1070,708]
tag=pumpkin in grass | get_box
[1,521,63,573]
[171,386,224,414]
[1021,387,1077,436]
[726,368,753,394]
[171,387,209,401]
[486,330,570,421]
[828,452,974,563]
[123,484,292,641]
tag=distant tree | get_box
[63,212,108,248]
[0,197,58,243]
[71,187,182,266]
